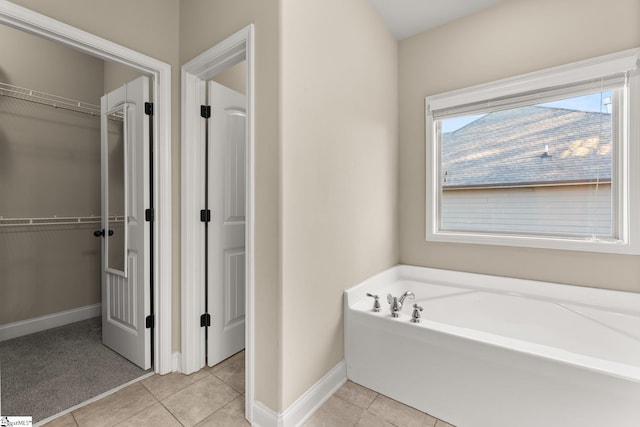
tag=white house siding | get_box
[441,184,612,236]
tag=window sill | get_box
[426,230,640,255]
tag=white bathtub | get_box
[344,265,640,427]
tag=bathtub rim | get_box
[345,264,640,316]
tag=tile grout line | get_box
[156,372,243,426]
[328,383,380,427]
[352,409,368,427]
[104,382,185,427]
[140,371,208,401]
[150,373,209,426]
[185,393,240,427]
[156,399,187,427]
[104,386,159,427]
[211,370,244,395]
[70,411,79,427]
[333,384,450,427]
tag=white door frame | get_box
[0,0,173,375]
[180,25,255,421]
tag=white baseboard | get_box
[0,303,101,342]
[172,352,182,373]
[252,360,347,427]
[253,401,282,427]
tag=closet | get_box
[0,24,104,334]
[0,22,148,422]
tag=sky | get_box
[441,91,612,133]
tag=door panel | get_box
[100,76,150,370]
[224,249,246,326]
[207,81,246,366]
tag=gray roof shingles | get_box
[441,106,612,188]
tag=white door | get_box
[207,81,247,366]
[100,76,151,370]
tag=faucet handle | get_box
[410,304,423,323]
[366,293,382,312]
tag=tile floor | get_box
[42,350,455,427]
[303,381,455,427]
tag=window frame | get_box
[425,48,640,254]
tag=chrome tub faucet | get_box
[411,304,423,323]
[366,293,382,312]
[387,291,415,317]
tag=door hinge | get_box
[200,209,211,223]
[145,208,154,222]
[200,313,211,327]
[145,314,154,329]
[144,102,154,116]
[200,105,211,119]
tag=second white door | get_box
[207,81,246,366]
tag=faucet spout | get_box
[398,291,415,305]
[387,291,415,317]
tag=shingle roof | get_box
[441,106,612,188]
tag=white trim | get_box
[181,24,256,422]
[34,371,155,427]
[281,360,347,426]
[172,352,182,373]
[251,361,347,427]
[425,48,640,254]
[252,402,281,427]
[180,69,207,374]
[246,24,257,424]
[0,304,101,342]
[0,0,172,374]
[426,48,640,112]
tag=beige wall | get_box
[9,0,182,348]
[0,23,104,103]
[0,24,104,324]
[211,61,247,95]
[0,22,103,217]
[399,0,640,291]
[103,60,146,95]
[280,0,398,409]
[181,0,398,411]
[179,0,282,410]
[0,227,101,325]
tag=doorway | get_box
[0,1,172,421]
[0,23,151,422]
[181,25,255,422]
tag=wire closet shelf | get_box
[0,216,101,227]
[0,83,122,229]
[0,81,101,116]
[0,216,124,228]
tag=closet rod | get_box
[0,216,124,228]
[0,82,101,117]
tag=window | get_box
[425,49,640,254]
